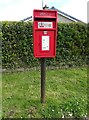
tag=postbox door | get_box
[34,30,55,57]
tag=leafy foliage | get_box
[1,21,87,69]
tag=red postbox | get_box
[33,9,57,58]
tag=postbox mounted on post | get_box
[33,9,57,58]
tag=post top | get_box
[43,4,49,10]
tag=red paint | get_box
[33,9,57,58]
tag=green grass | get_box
[2,67,87,118]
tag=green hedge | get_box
[1,21,87,69]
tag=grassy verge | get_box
[2,67,87,118]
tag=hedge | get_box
[1,21,87,69]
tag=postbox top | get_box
[33,9,57,18]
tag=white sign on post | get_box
[42,36,49,51]
[38,22,52,28]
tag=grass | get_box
[2,67,87,118]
